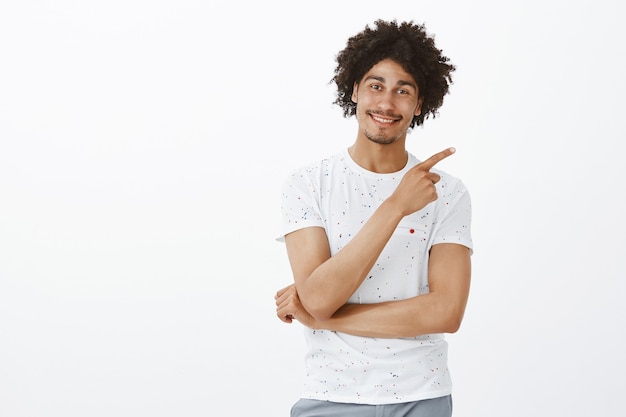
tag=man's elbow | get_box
[443,318,462,334]
[302,298,338,322]
[441,309,465,333]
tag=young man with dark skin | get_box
[275,20,472,417]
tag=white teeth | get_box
[373,115,395,124]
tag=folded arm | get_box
[277,242,471,338]
[276,148,462,325]
[315,243,471,337]
[284,198,405,321]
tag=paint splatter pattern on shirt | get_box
[279,149,472,404]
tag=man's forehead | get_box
[360,59,418,87]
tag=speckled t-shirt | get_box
[278,149,473,405]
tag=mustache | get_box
[367,110,402,120]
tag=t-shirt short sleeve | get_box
[431,178,473,254]
[276,166,325,242]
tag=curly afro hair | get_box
[332,19,456,129]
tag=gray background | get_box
[1,1,624,415]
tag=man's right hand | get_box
[389,147,456,216]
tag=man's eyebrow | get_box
[363,75,417,89]
[364,75,385,83]
[397,80,417,89]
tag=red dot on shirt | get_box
[410,229,415,234]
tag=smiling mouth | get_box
[368,112,401,125]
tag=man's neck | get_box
[348,137,408,173]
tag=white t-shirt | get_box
[278,149,473,405]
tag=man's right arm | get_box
[284,199,404,321]
[281,147,456,321]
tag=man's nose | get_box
[376,91,396,111]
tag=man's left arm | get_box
[278,242,471,338]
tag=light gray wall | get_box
[1,1,624,415]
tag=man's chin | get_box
[365,133,399,145]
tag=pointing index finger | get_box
[419,147,456,171]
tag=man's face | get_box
[351,59,423,145]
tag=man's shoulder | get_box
[287,150,347,177]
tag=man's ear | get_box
[351,82,359,103]
[414,97,424,116]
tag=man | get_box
[274,19,472,417]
